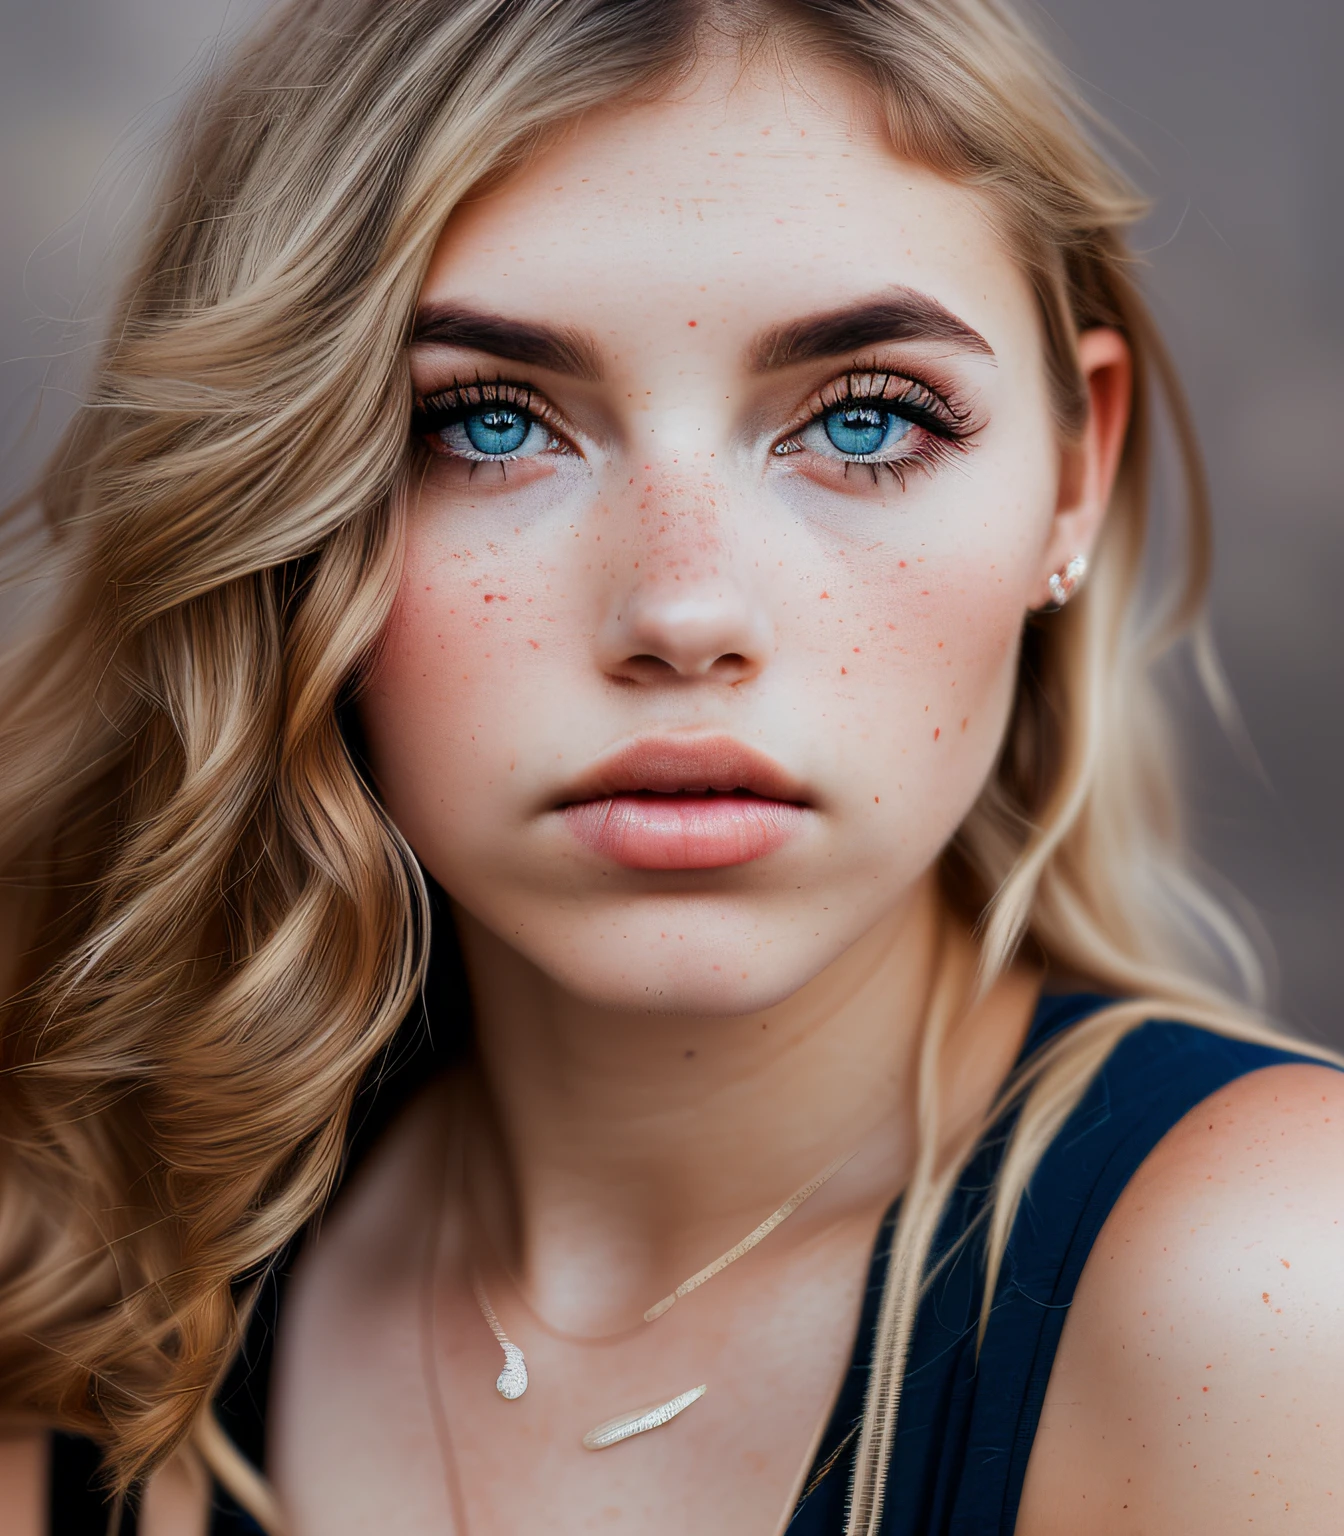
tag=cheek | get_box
[788,483,1047,857]
[815,562,1021,786]
[358,520,570,844]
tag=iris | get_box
[463,407,530,456]
[823,405,912,458]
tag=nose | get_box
[595,485,773,687]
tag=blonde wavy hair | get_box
[0,0,1329,1530]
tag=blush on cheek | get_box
[359,521,584,869]
[908,559,1026,737]
[379,521,554,696]
[827,542,1025,687]
[802,545,1029,868]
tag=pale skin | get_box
[8,42,1342,1536]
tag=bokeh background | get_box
[3,0,1341,1044]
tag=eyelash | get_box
[410,366,979,484]
[412,378,568,465]
[772,366,979,487]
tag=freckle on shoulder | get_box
[1090,1062,1344,1275]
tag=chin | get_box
[548,966,822,1019]
[498,903,856,1018]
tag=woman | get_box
[1,0,1340,1531]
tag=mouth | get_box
[556,736,811,872]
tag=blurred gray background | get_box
[2,1,1340,1045]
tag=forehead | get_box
[420,51,1034,358]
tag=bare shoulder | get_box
[0,1433,208,1536]
[0,1434,45,1536]
[1017,1060,1344,1536]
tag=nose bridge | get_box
[598,458,770,682]
[633,459,728,578]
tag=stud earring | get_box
[1047,554,1087,607]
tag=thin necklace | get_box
[470,1145,855,1449]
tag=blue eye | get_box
[814,405,914,460]
[770,370,972,478]
[418,393,559,462]
[463,407,530,456]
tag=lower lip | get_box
[561,794,805,870]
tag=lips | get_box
[557,736,809,871]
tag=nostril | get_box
[709,653,757,685]
[606,653,680,686]
[609,651,757,685]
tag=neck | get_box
[451,876,1035,1328]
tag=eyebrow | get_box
[409,284,992,384]
[748,288,994,370]
[410,303,604,382]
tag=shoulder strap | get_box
[947,1020,1322,1534]
[787,992,1114,1534]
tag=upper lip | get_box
[555,735,811,807]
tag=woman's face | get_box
[361,54,1100,1015]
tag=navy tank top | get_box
[49,993,1323,1533]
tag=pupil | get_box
[465,407,529,455]
[824,406,889,457]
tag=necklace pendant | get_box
[494,1341,529,1400]
[582,1384,707,1450]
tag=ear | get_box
[1031,327,1132,608]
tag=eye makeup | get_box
[771,364,980,486]
[412,378,574,463]
[409,357,983,489]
